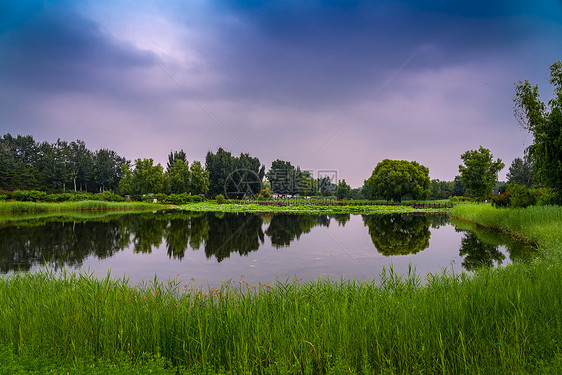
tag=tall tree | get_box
[167,150,187,170]
[458,146,504,201]
[335,179,352,200]
[94,149,126,193]
[189,160,210,195]
[205,148,235,197]
[167,159,191,194]
[367,159,430,202]
[506,156,534,187]
[514,61,562,200]
[206,148,264,198]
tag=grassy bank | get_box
[0,200,163,213]
[179,201,450,215]
[451,203,562,250]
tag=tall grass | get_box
[451,203,562,249]
[1,263,560,374]
[0,200,163,213]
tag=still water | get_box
[0,211,536,287]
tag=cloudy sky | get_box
[1,0,561,187]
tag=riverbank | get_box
[0,200,164,213]
[0,203,560,374]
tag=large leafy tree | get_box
[367,159,430,202]
[458,146,504,201]
[132,158,166,195]
[514,61,562,199]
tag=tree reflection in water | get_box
[266,214,330,248]
[362,214,432,256]
[458,231,506,271]
[0,212,537,274]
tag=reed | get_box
[0,200,163,213]
[1,260,560,373]
[451,203,562,249]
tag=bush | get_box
[166,193,193,205]
[490,192,511,208]
[192,195,204,203]
[99,191,126,202]
[507,184,536,208]
[533,188,560,206]
[12,190,47,202]
[215,194,226,204]
[0,194,7,201]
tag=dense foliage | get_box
[514,61,562,202]
[205,148,265,199]
[506,156,534,187]
[0,134,126,193]
[458,146,504,201]
[367,159,430,202]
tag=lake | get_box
[0,211,536,287]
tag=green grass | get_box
[179,201,450,214]
[451,203,562,250]
[0,200,164,213]
[1,202,561,373]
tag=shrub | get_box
[507,184,536,208]
[192,195,204,203]
[99,191,126,202]
[0,194,7,201]
[215,194,226,203]
[12,190,47,202]
[166,193,194,205]
[490,192,511,208]
[532,188,559,206]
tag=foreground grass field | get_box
[0,203,560,374]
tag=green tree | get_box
[514,61,562,200]
[506,156,533,187]
[118,164,134,195]
[335,179,351,200]
[206,148,264,198]
[367,159,430,202]
[166,150,187,170]
[458,146,504,201]
[167,159,191,194]
[132,158,166,194]
[452,175,466,197]
[189,160,209,195]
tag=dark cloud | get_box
[176,0,548,109]
[0,2,154,97]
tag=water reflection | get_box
[205,213,264,262]
[452,219,538,270]
[361,214,432,256]
[266,214,330,248]
[0,212,536,274]
[458,231,506,271]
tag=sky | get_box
[1,0,561,187]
